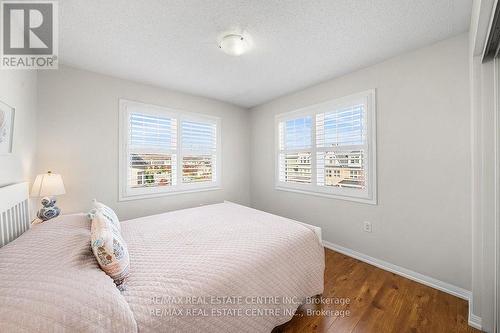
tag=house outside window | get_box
[275,90,377,204]
[119,99,221,201]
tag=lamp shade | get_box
[31,171,66,197]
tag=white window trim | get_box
[119,99,222,201]
[274,89,377,205]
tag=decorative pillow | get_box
[90,211,130,288]
[89,199,121,232]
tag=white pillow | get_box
[89,199,121,232]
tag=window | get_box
[119,100,221,200]
[181,120,217,184]
[278,117,312,184]
[276,90,376,204]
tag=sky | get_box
[284,104,365,150]
[129,104,363,152]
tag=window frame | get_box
[119,99,222,201]
[274,90,377,204]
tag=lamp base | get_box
[37,196,61,221]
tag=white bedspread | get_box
[120,202,325,333]
[0,202,324,333]
[0,214,138,333]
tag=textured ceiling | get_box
[59,0,472,108]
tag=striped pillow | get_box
[90,211,130,288]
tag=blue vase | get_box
[37,196,61,221]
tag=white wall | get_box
[249,34,471,290]
[36,66,250,220]
[0,71,38,187]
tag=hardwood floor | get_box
[273,249,480,333]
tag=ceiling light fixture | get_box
[218,34,250,56]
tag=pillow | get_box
[89,199,121,232]
[90,211,130,288]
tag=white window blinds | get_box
[278,116,312,184]
[181,120,217,184]
[128,113,177,189]
[120,100,221,200]
[275,90,376,204]
[316,104,367,189]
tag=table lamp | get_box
[31,171,66,221]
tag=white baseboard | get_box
[468,311,482,330]
[322,240,481,330]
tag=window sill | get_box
[275,186,377,205]
[119,186,222,202]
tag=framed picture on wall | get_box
[0,100,15,154]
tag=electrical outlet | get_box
[363,221,372,233]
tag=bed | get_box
[0,183,325,332]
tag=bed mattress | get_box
[120,202,325,333]
[0,202,324,333]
